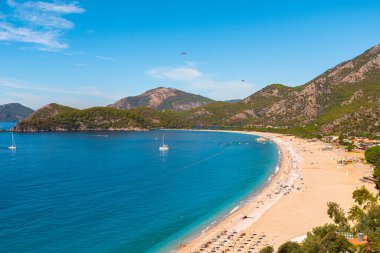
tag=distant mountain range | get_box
[224,99,241,103]
[0,103,34,122]
[14,45,380,137]
[108,87,214,111]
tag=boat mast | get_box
[12,133,15,147]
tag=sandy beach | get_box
[176,131,375,253]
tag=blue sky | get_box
[0,0,380,109]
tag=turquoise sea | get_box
[0,127,278,253]
[0,122,16,131]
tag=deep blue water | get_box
[0,130,278,253]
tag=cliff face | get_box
[0,103,34,122]
[306,45,380,87]
[108,87,214,111]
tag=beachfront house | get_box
[339,232,370,253]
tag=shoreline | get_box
[161,131,282,252]
[174,130,296,253]
[173,130,374,253]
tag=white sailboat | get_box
[159,135,169,151]
[8,132,16,150]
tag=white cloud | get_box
[15,9,75,29]
[0,91,107,110]
[146,66,203,81]
[0,78,118,98]
[0,78,120,109]
[146,64,257,100]
[0,0,85,50]
[6,0,17,7]
[0,22,67,49]
[24,1,85,14]
[187,79,256,100]
[184,61,199,67]
[74,63,88,67]
[3,91,48,107]
[63,50,84,56]
[96,55,117,61]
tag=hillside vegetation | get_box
[14,104,188,132]
[14,45,380,137]
[184,45,380,136]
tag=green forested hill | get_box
[15,45,380,137]
[185,45,380,136]
[14,103,188,132]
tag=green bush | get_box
[365,146,380,165]
[259,245,274,253]
[346,144,354,152]
[302,224,351,253]
[277,241,302,253]
[365,146,380,191]
[374,165,380,189]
